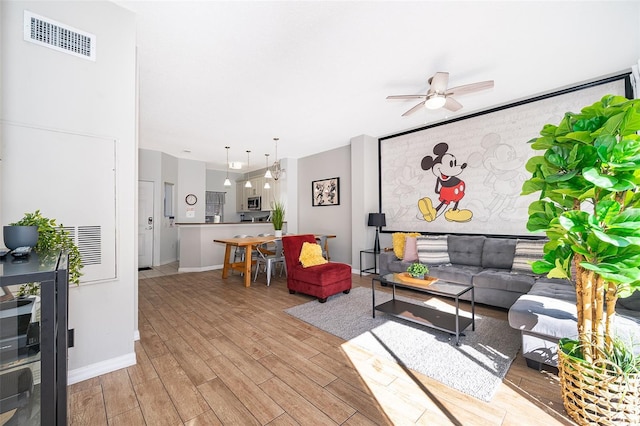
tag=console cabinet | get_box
[0,251,68,425]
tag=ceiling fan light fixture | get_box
[425,94,446,110]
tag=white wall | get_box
[1,1,137,381]
[297,146,351,264]
[350,134,379,272]
[177,158,206,223]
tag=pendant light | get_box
[244,150,252,188]
[270,137,284,180]
[223,146,231,187]
[263,154,271,189]
[264,151,273,179]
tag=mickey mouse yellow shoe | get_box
[444,208,473,223]
[418,197,437,222]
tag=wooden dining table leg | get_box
[221,244,232,279]
[243,245,253,287]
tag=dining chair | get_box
[316,235,328,259]
[232,234,249,263]
[253,238,286,286]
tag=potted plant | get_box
[10,210,83,295]
[522,94,640,424]
[407,262,428,279]
[271,200,285,237]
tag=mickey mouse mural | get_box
[418,142,473,223]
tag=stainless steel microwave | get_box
[248,196,261,210]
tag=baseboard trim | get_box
[133,329,140,341]
[68,352,136,385]
[178,265,222,273]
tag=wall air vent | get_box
[63,225,102,266]
[24,10,96,61]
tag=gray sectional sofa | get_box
[379,233,640,370]
[508,278,640,370]
[379,234,540,309]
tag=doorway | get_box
[138,181,154,269]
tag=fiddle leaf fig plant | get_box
[521,94,640,364]
[11,210,83,295]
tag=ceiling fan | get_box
[387,72,494,116]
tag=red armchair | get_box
[282,234,352,303]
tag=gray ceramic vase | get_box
[3,226,39,250]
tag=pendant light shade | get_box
[244,150,252,188]
[264,153,273,179]
[223,146,231,187]
[264,154,271,188]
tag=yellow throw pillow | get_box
[299,242,328,268]
[392,232,421,259]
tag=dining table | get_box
[214,235,276,287]
[214,234,336,287]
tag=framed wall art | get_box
[378,72,632,236]
[312,177,340,206]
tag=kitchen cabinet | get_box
[0,250,68,425]
[236,182,245,212]
[236,177,267,212]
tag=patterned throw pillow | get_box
[511,239,546,274]
[416,236,450,265]
[392,232,421,259]
[299,242,328,268]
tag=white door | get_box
[138,181,154,268]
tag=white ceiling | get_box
[122,1,639,172]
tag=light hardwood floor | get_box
[68,269,577,425]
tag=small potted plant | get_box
[407,262,428,279]
[10,210,83,295]
[271,200,285,237]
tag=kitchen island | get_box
[177,222,287,273]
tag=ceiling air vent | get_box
[23,10,96,61]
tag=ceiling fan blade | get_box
[443,97,463,112]
[446,80,494,97]
[429,72,449,93]
[402,101,426,116]
[386,95,427,100]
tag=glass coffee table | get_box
[372,273,475,346]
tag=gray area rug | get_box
[285,286,521,401]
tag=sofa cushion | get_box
[403,236,418,262]
[481,238,516,269]
[447,235,485,266]
[292,262,351,284]
[416,235,450,265]
[617,290,640,312]
[473,269,534,293]
[429,264,479,286]
[511,239,546,274]
[508,280,578,340]
[392,232,421,259]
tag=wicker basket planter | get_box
[558,348,640,425]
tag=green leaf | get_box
[557,131,593,144]
[592,229,630,247]
[531,260,553,275]
[583,167,618,189]
[521,178,545,195]
[530,136,555,150]
[545,169,579,183]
